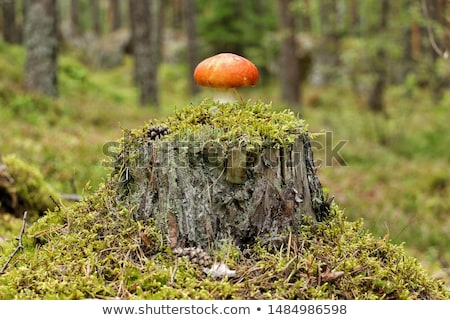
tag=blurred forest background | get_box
[0,0,449,286]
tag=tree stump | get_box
[113,102,329,249]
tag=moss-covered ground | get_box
[0,41,449,299]
[1,178,448,299]
[1,100,449,300]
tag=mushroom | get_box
[193,53,259,104]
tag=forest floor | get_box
[0,42,449,288]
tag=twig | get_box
[421,0,449,59]
[49,195,61,211]
[0,211,27,274]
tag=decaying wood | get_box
[118,133,329,249]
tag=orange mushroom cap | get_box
[193,53,259,88]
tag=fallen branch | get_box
[0,211,27,274]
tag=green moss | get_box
[0,214,23,242]
[142,99,307,150]
[2,154,60,220]
[0,101,448,300]
[0,181,448,299]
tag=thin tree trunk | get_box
[348,0,359,34]
[70,0,81,36]
[2,0,19,44]
[171,0,183,30]
[109,0,122,31]
[90,0,101,35]
[184,0,199,95]
[24,0,58,97]
[367,0,389,113]
[422,0,450,102]
[129,0,159,106]
[153,0,164,64]
[300,0,312,31]
[277,0,301,108]
[411,21,421,59]
[314,0,341,85]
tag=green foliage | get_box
[197,0,277,66]
[0,42,23,84]
[0,214,23,243]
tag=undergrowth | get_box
[1,40,449,297]
[0,179,448,299]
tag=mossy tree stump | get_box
[114,101,329,249]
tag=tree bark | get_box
[153,0,164,64]
[170,0,183,30]
[348,0,359,34]
[367,0,389,113]
[183,0,200,95]
[410,20,421,60]
[90,0,101,35]
[277,0,301,108]
[2,0,19,44]
[129,0,159,106]
[70,0,81,36]
[314,0,341,85]
[24,0,58,97]
[108,0,122,31]
[422,0,450,102]
[118,133,329,249]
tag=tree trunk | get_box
[108,0,122,31]
[367,0,389,113]
[118,132,329,249]
[348,0,359,34]
[24,0,58,97]
[299,0,311,31]
[70,0,81,36]
[153,0,164,64]
[2,0,19,44]
[277,0,301,108]
[422,0,450,102]
[90,0,101,35]
[129,0,159,106]
[313,0,341,85]
[170,0,183,30]
[183,0,199,95]
[410,20,421,60]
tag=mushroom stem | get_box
[232,88,245,106]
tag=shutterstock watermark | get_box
[310,131,349,167]
[101,131,348,169]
